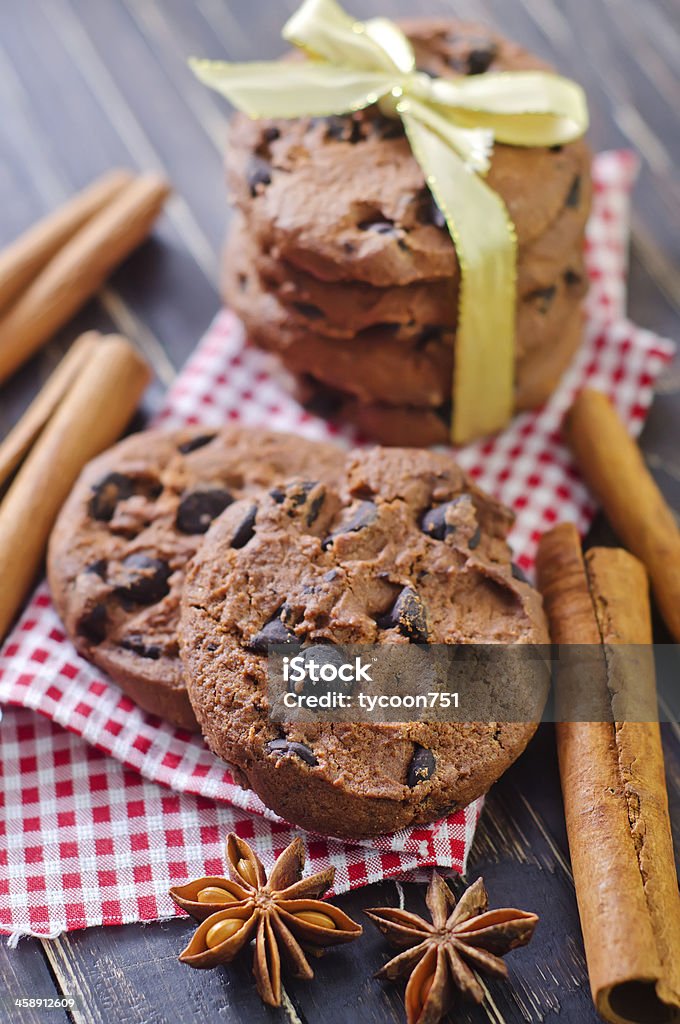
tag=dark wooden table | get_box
[1,2,678,1022]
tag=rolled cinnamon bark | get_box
[0,334,150,641]
[0,174,170,384]
[0,170,133,314]
[536,524,680,1024]
[565,388,680,642]
[0,332,99,489]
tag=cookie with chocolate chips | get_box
[293,303,586,446]
[225,230,586,410]
[48,427,344,731]
[220,17,591,442]
[227,204,590,340]
[226,19,591,288]
[180,447,549,837]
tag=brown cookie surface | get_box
[181,447,549,837]
[48,426,345,731]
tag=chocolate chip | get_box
[267,739,318,766]
[120,635,162,660]
[89,472,162,522]
[466,43,497,75]
[289,481,318,508]
[247,612,297,653]
[564,268,582,288]
[407,745,436,786]
[270,487,286,504]
[550,144,563,153]
[435,401,453,427]
[565,174,581,208]
[372,113,403,139]
[379,587,429,642]
[262,125,280,144]
[231,504,257,549]
[445,33,497,74]
[77,604,108,644]
[278,481,327,526]
[323,569,339,582]
[325,114,362,143]
[511,562,530,584]
[86,559,108,579]
[343,500,378,531]
[422,495,478,541]
[293,301,324,321]
[177,433,216,455]
[468,526,482,550]
[176,488,233,534]
[323,501,377,548]
[114,554,172,606]
[531,285,557,314]
[421,504,454,541]
[89,473,135,521]
[247,155,272,196]
[358,218,398,235]
[416,326,444,350]
[306,491,326,527]
[206,642,218,652]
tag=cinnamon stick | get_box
[565,388,680,642]
[0,170,133,315]
[0,332,99,490]
[536,524,680,1024]
[0,334,150,641]
[0,174,170,385]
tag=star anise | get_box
[170,833,362,1007]
[366,873,538,1024]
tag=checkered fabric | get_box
[0,151,674,940]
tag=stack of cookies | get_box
[49,425,549,837]
[223,19,591,446]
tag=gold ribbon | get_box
[191,0,588,443]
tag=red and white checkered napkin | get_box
[0,151,674,941]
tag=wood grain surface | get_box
[0,2,678,1022]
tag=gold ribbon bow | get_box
[191,0,588,443]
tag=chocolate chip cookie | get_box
[181,447,549,837]
[295,305,585,447]
[226,20,591,287]
[221,18,591,442]
[48,427,345,731]
[225,244,586,410]
[229,205,589,340]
